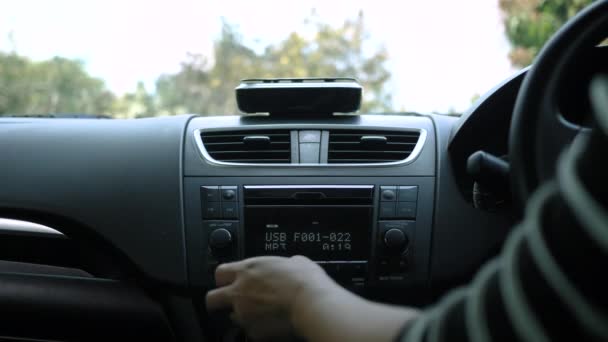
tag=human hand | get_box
[205,255,342,340]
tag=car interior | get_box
[0,1,607,341]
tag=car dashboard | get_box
[0,73,520,340]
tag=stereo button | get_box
[398,186,418,202]
[203,202,221,219]
[384,228,408,251]
[380,186,397,201]
[396,202,416,219]
[379,202,396,218]
[201,186,220,202]
[222,202,238,219]
[221,186,238,202]
[209,228,232,249]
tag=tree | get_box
[0,53,114,116]
[499,0,594,68]
[1,13,391,117]
[152,13,392,116]
[111,82,157,118]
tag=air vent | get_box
[328,129,421,164]
[201,130,291,164]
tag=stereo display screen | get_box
[245,206,372,261]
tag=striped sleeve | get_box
[397,133,608,342]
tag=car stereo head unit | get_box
[201,183,419,288]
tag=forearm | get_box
[293,287,419,342]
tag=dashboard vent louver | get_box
[328,129,421,164]
[201,130,291,164]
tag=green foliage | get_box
[499,0,594,68]
[0,53,114,116]
[111,82,157,118]
[149,13,392,116]
[1,14,392,117]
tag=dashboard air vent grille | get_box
[328,129,421,164]
[201,130,291,164]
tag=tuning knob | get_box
[209,228,233,250]
[383,229,408,252]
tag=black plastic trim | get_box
[0,273,174,341]
[0,115,194,286]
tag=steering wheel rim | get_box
[509,0,608,206]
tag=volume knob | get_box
[383,229,408,252]
[209,228,233,250]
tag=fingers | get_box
[207,260,253,312]
[208,256,290,312]
[206,286,234,312]
[216,256,288,286]
[207,259,254,311]
[214,261,245,287]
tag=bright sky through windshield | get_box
[0,0,515,114]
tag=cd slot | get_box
[244,185,374,205]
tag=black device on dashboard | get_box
[202,184,419,289]
[235,78,362,116]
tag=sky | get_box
[0,0,516,113]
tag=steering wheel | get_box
[509,0,608,205]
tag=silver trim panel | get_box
[0,218,65,238]
[193,125,427,168]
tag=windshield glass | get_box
[0,0,593,118]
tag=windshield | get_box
[0,0,593,118]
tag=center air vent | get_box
[328,129,421,164]
[201,130,291,164]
